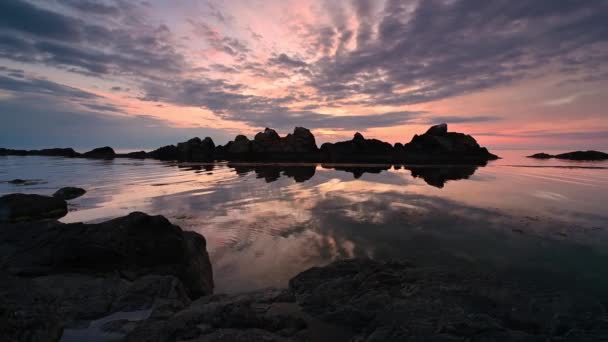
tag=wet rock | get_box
[82,146,116,159]
[0,193,67,222]
[0,212,213,298]
[528,150,608,161]
[53,187,86,200]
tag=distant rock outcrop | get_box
[82,146,116,159]
[321,132,394,163]
[221,127,319,161]
[2,124,499,164]
[528,150,608,161]
[397,123,499,164]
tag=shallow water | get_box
[1,150,607,296]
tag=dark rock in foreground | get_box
[0,193,67,222]
[82,146,116,159]
[53,187,86,200]
[0,209,214,340]
[118,258,608,341]
[1,211,213,298]
[528,150,608,161]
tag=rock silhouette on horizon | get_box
[1,124,500,164]
[528,150,608,161]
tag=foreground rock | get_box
[0,193,67,222]
[528,150,608,161]
[53,186,86,200]
[116,258,608,341]
[0,210,213,340]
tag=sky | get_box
[0,0,607,150]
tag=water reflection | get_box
[1,154,607,297]
[223,162,478,187]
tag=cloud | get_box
[306,0,608,106]
[0,73,99,99]
[0,0,186,77]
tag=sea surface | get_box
[1,150,607,298]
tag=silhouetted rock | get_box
[124,151,148,159]
[53,187,86,200]
[0,148,79,157]
[321,132,394,163]
[82,146,115,159]
[223,127,320,161]
[406,165,478,188]
[8,179,27,184]
[527,153,553,159]
[528,150,608,161]
[148,144,178,160]
[399,123,498,164]
[0,193,67,222]
[177,137,215,161]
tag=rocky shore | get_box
[0,124,499,165]
[528,150,608,161]
[2,192,608,341]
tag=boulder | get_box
[0,212,213,298]
[82,146,115,159]
[0,193,67,222]
[177,137,215,161]
[321,132,394,163]
[252,128,282,153]
[53,187,86,200]
[148,145,178,160]
[226,135,252,155]
[527,153,553,159]
[399,124,498,164]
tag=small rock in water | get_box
[0,193,67,222]
[53,187,86,200]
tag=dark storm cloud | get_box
[0,0,185,77]
[56,0,121,16]
[0,0,80,40]
[308,0,608,106]
[0,73,99,99]
[138,76,499,130]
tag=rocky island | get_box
[528,150,608,161]
[0,124,499,165]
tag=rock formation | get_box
[528,150,608,161]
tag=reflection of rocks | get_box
[528,150,608,161]
[322,164,391,179]
[0,193,67,222]
[228,164,316,183]
[53,186,86,200]
[406,165,478,188]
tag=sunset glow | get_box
[1,0,607,150]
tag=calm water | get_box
[1,150,608,296]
